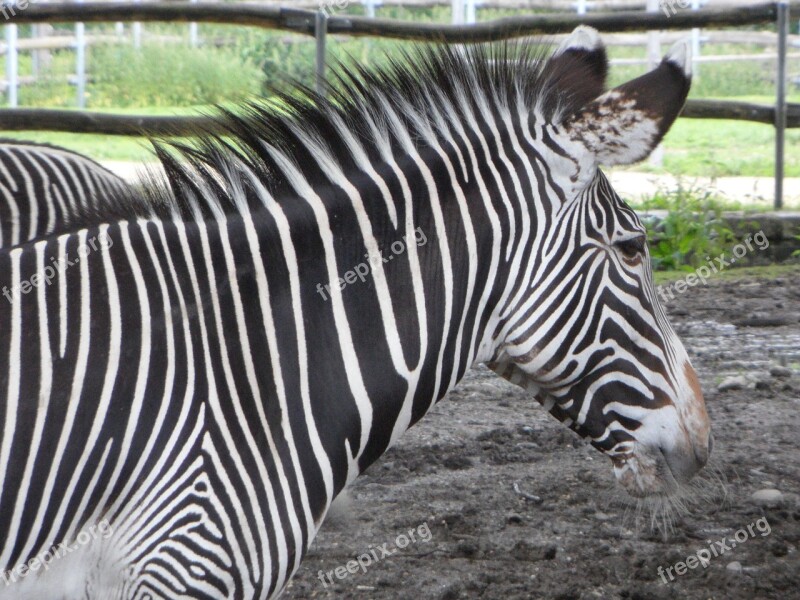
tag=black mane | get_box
[89,41,608,229]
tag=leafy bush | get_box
[637,182,735,271]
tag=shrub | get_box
[88,44,264,108]
[636,181,736,271]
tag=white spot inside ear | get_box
[566,91,661,166]
[555,25,602,55]
[664,40,692,77]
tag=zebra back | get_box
[0,140,132,248]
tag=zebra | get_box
[0,27,710,599]
[0,140,130,248]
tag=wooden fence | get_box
[0,1,797,207]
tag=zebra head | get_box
[494,29,710,498]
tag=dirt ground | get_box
[283,266,800,600]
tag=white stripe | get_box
[0,249,22,565]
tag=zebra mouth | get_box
[611,446,681,498]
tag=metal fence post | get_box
[133,0,142,49]
[31,24,39,78]
[775,0,788,210]
[315,10,328,97]
[5,24,17,108]
[189,0,198,47]
[76,0,86,109]
[452,0,464,25]
[691,0,701,77]
[646,0,663,167]
[466,0,476,24]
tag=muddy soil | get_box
[284,266,800,600]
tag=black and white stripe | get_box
[0,29,709,599]
[0,141,130,247]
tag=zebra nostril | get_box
[693,435,711,468]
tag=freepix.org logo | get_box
[318,0,350,16]
[317,521,433,588]
[656,516,771,583]
[658,0,693,17]
[1,519,114,587]
[1,0,33,21]
[2,232,114,304]
[315,227,428,301]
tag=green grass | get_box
[0,133,153,162]
[631,114,800,178]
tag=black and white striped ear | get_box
[541,26,608,117]
[564,40,692,166]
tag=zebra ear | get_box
[542,26,608,115]
[564,40,692,166]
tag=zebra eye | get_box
[614,235,646,259]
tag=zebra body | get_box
[0,141,130,248]
[0,29,710,599]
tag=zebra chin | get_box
[612,435,713,498]
[603,425,711,499]
[611,443,700,498]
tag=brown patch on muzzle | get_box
[684,361,703,402]
[683,361,711,464]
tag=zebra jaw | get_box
[491,361,709,499]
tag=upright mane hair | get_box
[70,41,607,233]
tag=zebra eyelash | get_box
[614,235,647,259]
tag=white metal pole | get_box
[133,0,142,49]
[466,0,476,23]
[691,0,700,77]
[452,0,464,24]
[315,10,327,96]
[189,0,198,47]
[365,0,376,18]
[775,1,788,209]
[76,14,86,108]
[31,24,39,78]
[577,0,587,15]
[5,24,17,108]
[646,0,663,167]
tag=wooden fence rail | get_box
[0,100,796,137]
[6,2,793,42]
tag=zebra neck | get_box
[218,122,542,496]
